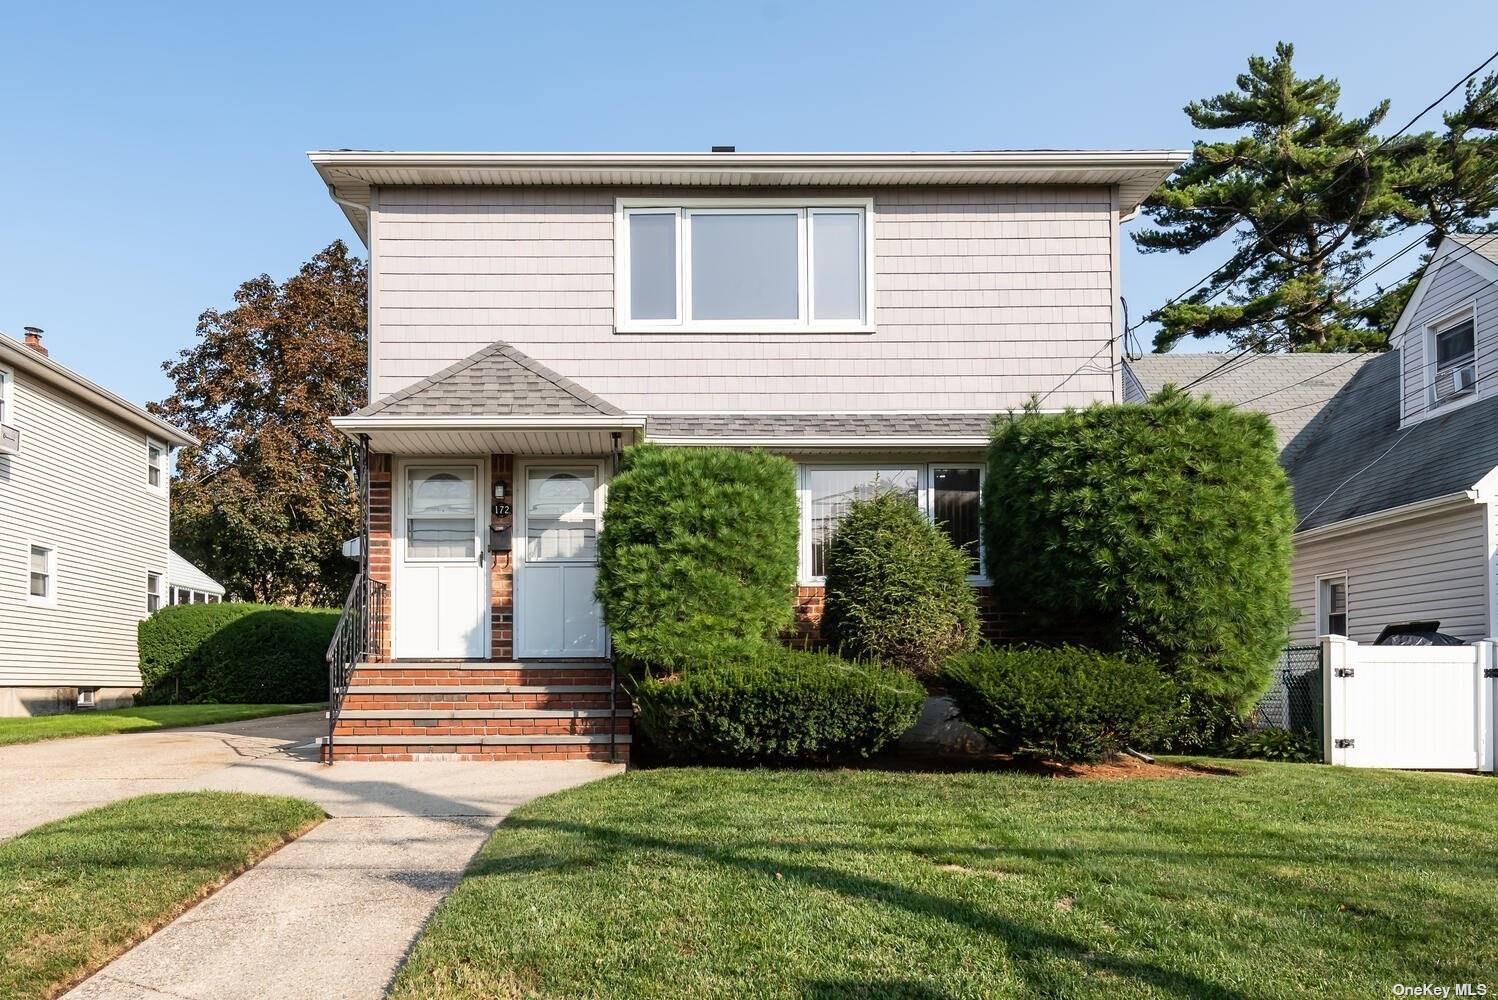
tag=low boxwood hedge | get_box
[634,645,924,764]
[138,603,337,704]
[942,645,1179,763]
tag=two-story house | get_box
[0,329,197,715]
[1128,233,1498,648]
[310,148,1187,760]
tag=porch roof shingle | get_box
[353,341,625,418]
[645,412,997,439]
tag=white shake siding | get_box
[1401,260,1498,423]
[368,185,1119,412]
[0,372,167,688]
[1288,503,1490,643]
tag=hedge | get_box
[942,645,1180,763]
[634,645,924,764]
[138,603,337,704]
[820,491,979,676]
[983,390,1295,713]
[596,444,800,661]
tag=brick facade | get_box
[367,452,392,661]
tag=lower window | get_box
[800,463,985,583]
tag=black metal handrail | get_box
[324,572,387,761]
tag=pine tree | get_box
[1136,43,1419,352]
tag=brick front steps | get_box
[324,660,630,762]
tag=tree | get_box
[1136,43,1416,353]
[1139,44,1498,353]
[152,242,367,605]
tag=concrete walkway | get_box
[0,713,621,999]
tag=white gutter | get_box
[1292,490,1479,543]
[332,414,646,430]
[0,335,196,447]
[644,435,991,449]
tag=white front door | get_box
[394,462,487,659]
[516,462,607,658]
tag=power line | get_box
[1170,232,1497,394]
[1130,47,1498,335]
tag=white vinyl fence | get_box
[1322,635,1498,770]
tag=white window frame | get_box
[797,462,989,586]
[1316,573,1349,638]
[146,437,167,494]
[1423,301,1479,412]
[0,365,13,426]
[26,542,57,607]
[615,197,875,335]
[147,571,163,614]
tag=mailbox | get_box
[489,525,512,553]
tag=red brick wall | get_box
[489,455,515,660]
[367,453,392,661]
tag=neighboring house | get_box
[310,147,1187,760]
[167,550,225,605]
[1126,232,1498,647]
[0,329,196,716]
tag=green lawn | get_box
[0,703,325,746]
[0,791,323,999]
[392,763,1498,1000]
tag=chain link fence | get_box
[1251,644,1323,741]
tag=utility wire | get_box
[1129,47,1498,335]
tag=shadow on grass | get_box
[802,980,959,1000]
[490,816,1255,1000]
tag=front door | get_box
[516,462,607,658]
[394,462,487,659]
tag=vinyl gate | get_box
[1321,636,1497,771]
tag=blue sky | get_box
[2,0,1493,405]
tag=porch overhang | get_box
[330,414,647,456]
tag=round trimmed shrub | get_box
[821,491,980,676]
[941,645,1179,763]
[138,603,338,704]
[634,645,924,764]
[983,390,1295,713]
[597,444,800,662]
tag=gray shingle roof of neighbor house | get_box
[1124,352,1377,451]
[351,341,625,418]
[645,412,998,440]
[1281,350,1498,531]
[1451,231,1498,267]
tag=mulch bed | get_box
[864,751,1236,780]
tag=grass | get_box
[0,703,325,746]
[392,762,1498,1000]
[0,791,323,999]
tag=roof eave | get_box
[1293,490,1479,542]
[0,336,197,447]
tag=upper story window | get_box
[617,200,872,333]
[146,438,166,493]
[147,572,163,614]
[1426,307,1477,408]
[0,366,12,425]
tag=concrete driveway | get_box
[0,712,621,999]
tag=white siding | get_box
[1289,503,1490,643]
[369,185,1119,412]
[0,371,168,688]
[1401,259,1498,424]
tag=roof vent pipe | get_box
[22,327,47,357]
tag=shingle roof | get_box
[1282,350,1498,531]
[353,341,624,418]
[1125,352,1376,451]
[645,412,997,439]
[1451,231,1498,267]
